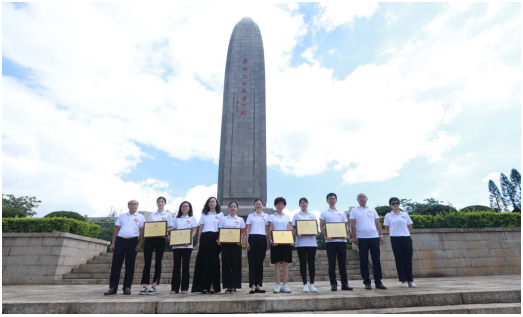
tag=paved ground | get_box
[2,275,521,314]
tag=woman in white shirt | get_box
[292,197,318,293]
[169,201,197,294]
[268,197,294,293]
[383,197,416,288]
[218,201,246,294]
[139,197,174,295]
[246,199,271,294]
[191,197,224,294]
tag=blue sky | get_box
[2,3,521,220]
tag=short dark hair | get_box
[326,193,337,201]
[157,196,166,203]
[299,197,308,204]
[274,197,287,207]
[228,201,238,208]
[389,197,400,206]
[254,199,264,205]
[177,201,193,218]
[203,197,221,215]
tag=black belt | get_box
[118,236,139,240]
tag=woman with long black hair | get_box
[139,197,173,295]
[218,201,246,294]
[191,197,224,294]
[170,201,197,294]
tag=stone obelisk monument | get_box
[217,17,271,218]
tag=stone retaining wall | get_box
[354,227,521,279]
[2,233,110,285]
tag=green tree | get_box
[501,173,521,212]
[488,180,508,212]
[2,207,27,218]
[459,205,494,213]
[423,198,442,205]
[2,194,41,218]
[45,211,86,222]
[510,169,521,191]
[375,205,392,216]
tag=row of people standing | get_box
[104,193,416,295]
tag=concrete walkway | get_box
[2,275,521,314]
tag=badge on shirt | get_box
[338,213,343,218]
[401,215,406,220]
[368,210,373,214]
[186,220,191,225]
[215,217,220,221]
[161,217,166,221]
[235,221,240,226]
[134,219,139,223]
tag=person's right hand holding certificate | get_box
[325,222,348,239]
[296,220,318,236]
[169,229,192,246]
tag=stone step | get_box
[291,303,522,314]
[3,277,521,314]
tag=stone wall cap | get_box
[396,227,520,234]
[2,233,110,245]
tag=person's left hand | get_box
[135,244,141,252]
[379,237,384,245]
[290,243,295,246]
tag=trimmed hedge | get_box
[379,212,520,229]
[44,211,85,222]
[2,217,100,238]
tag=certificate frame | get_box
[143,221,167,239]
[325,222,348,239]
[169,228,192,246]
[219,228,241,244]
[272,230,294,245]
[296,220,318,236]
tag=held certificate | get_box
[325,222,348,239]
[296,220,318,236]
[144,221,167,238]
[169,229,192,246]
[219,228,241,244]
[272,230,294,245]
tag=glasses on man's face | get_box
[129,203,138,206]
[391,202,400,206]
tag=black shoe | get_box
[331,285,337,291]
[123,287,131,295]
[365,284,372,290]
[104,288,117,295]
[375,283,387,290]
[255,288,266,293]
[209,290,215,294]
[341,284,353,291]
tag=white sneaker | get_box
[281,284,292,293]
[302,284,309,293]
[401,282,409,288]
[139,287,147,295]
[273,284,281,293]
[408,282,417,288]
[310,284,318,292]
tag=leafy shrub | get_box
[2,207,27,218]
[44,211,85,222]
[2,217,100,238]
[375,206,392,216]
[418,205,457,216]
[379,212,520,229]
[459,205,495,213]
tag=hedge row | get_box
[2,217,100,238]
[379,212,520,229]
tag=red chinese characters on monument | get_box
[239,58,250,117]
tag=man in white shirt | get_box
[320,193,353,291]
[104,200,145,295]
[350,193,387,290]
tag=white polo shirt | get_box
[199,211,224,233]
[292,211,318,247]
[384,211,413,237]
[268,213,291,231]
[172,215,197,250]
[115,212,146,238]
[219,215,246,229]
[320,208,348,243]
[246,212,269,235]
[148,210,174,228]
[350,206,379,239]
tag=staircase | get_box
[56,249,372,285]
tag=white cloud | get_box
[385,11,398,26]
[379,46,397,55]
[314,2,380,32]
[482,173,501,183]
[328,49,336,56]
[301,46,318,63]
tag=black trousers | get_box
[171,248,192,292]
[297,247,316,285]
[140,237,165,285]
[391,236,414,282]
[248,234,267,287]
[358,237,383,285]
[109,236,138,290]
[326,242,348,286]
[191,232,221,293]
[221,244,242,289]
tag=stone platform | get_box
[2,275,520,314]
